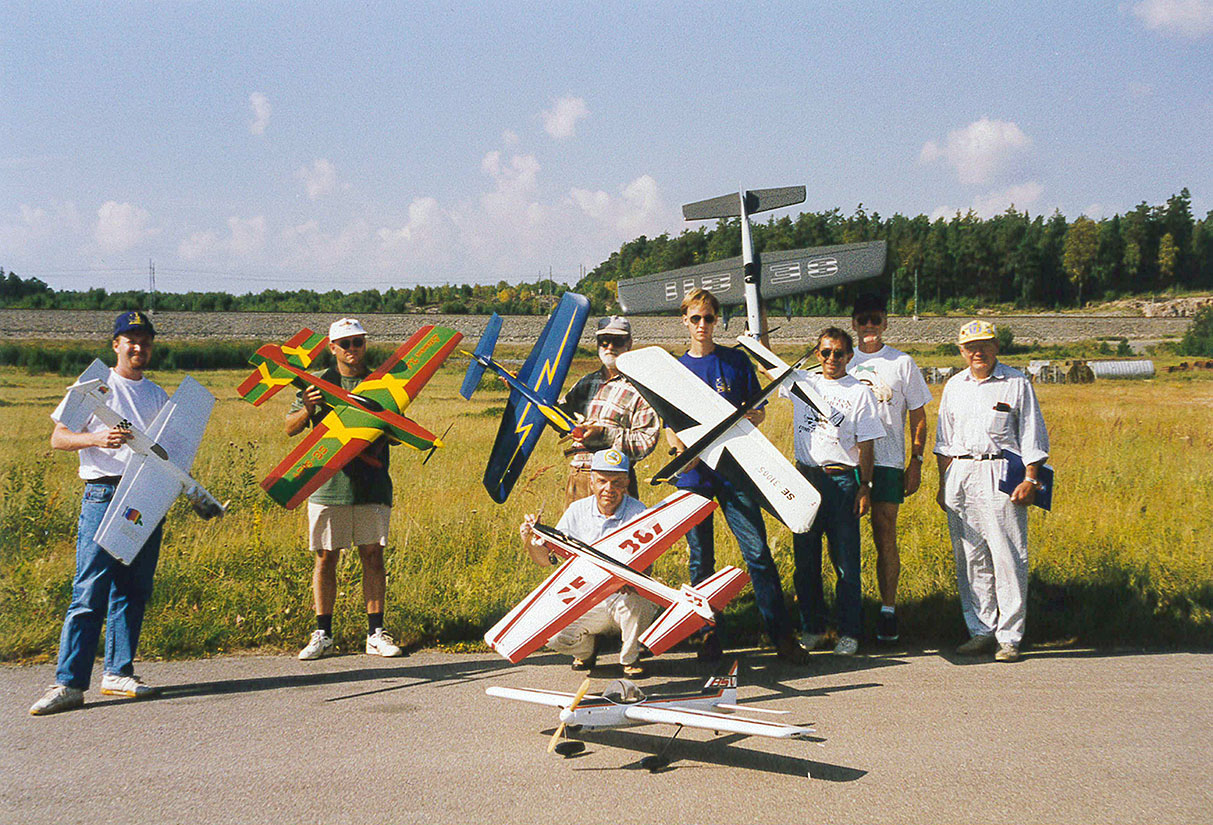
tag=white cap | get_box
[328,318,367,341]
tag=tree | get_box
[1063,216,1100,306]
[1158,233,1178,290]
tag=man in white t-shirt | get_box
[31,311,170,716]
[848,294,933,645]
[778,328,885,656]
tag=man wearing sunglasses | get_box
[557,316,659,509]
[286,318,403,661]
[848,294,933,645]
[779,327,884,656]
[667,289,802,663]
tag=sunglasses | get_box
[854,313,885,326]
[818,347,849,359]
[335,337,365,349]
[687,314,717,325]
[598,336,629,348]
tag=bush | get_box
[995,325,1014,354]
[1178,305,1213,357]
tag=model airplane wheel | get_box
[553,740,585,757]
[640,755,669,771]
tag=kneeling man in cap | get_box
[518,449,659,678]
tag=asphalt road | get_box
[3,647,1209,824]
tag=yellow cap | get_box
[957,320,997,345]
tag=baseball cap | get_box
[113,310,155,339]
[589,448,631,474]
[957,320,997,345]
[851,293,887,316]
[329,318,367,341]
[595,316,631,337]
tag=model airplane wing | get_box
[484,491,718,663]
[259,406,382,509]
[353,325,463,423]
[615,241,887,315]
[236,328,328,406]
[621,705,816,739]
[485,685,604,708]
[615,347,820,533]
[735,336,843,426]
[478,293,589,503]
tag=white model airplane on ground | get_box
[485,491,750,662]
[487,661,816,767]
[614,347,821,533]
[52,359,226,564]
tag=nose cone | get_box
[559,708,574,724]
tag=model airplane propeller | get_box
[236,324,463,509]
[488,661,817,769]
[52,359,226,564]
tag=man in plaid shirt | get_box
[558,316,660,508]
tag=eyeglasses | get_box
[335,337,365,349]
[598,336,629,348]
[854,313,884,326]
[688,314,717,325]
[818,348,849,359]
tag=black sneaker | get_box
[876,611,899,644]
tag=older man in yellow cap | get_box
[934,321,1049,663]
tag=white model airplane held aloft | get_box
[52,359,226,564]
[484,491,750,662]
[614,347,821,533]
[487,661,817,767]
[734,335,844,427]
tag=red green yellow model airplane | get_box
[237,325,462,509]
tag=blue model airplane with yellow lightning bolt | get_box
[460,292,589,503]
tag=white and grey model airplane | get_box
[614,347,821,533]
[487,661,816,767]
[52,359,226,564]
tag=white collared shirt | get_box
[556,494,647,545]
[933,361,1049,465]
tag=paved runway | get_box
[3,647,1209,824]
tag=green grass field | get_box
[1,350,1210,663]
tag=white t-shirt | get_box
[780,372,885,467]
[52,368,169,480]
[849,345,934,469]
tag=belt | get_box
[86,475,122,486]
[954,454,1002,461]
[800,462,854,476]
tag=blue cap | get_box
[590,448,630,474]
[113,310,155,339]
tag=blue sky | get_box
[2,1,1211,294]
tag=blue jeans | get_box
[56,482,163,689]
[683,478,790,643]
[793,465,862,640]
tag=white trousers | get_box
[943,459,1030,645]
[547,590,659,666]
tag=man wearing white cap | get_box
[518,449,659,678]
[287,318,403,660]
[935,320,1049,663]
[558,315,659,509]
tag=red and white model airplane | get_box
[487,661,817,766]
[484,491,750,663]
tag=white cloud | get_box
[0,201,83,256]
[281,218,371,270]
[972,182,1044,217]
[502,129,520,146]
[541,96,589,140]
[1082,203,1112,220]
[1132,0,1213,38]
[919,117,1032,185]
[180,215,268,260]
[249,92,271,135]
[570,174,671,238]
[297,158,338,200]
[94,201,157,253]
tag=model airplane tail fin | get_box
[701,660,740,705]
[460,313,503,400]
[639,567,750,657]
[238,329,327,406]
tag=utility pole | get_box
[148,259,156,315]
[913,267,919,321]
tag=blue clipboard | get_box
[999,450,1053,511]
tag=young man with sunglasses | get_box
[848,294,933,644]
[667,289,803,663]
[287,318,403,661]
[557,316,659,509]
[779,327,885,656]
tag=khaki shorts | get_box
[307,502,391,552]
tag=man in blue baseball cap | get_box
[518,449,658,678]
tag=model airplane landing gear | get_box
[640,725,684,772]
[553,740,585,757]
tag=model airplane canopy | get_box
[484,491,750,662]
[614,347,821,533]
[237,324,462,509]
[460,292,589,504]
[52,359,225,564]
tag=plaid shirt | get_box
[561,370,660,469]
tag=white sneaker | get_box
[365,628,403,657]
[800,631,828,652]
[833,636,859,656]
[100,673,158,698]
[29,684,84,716]
[299,629,333,660]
